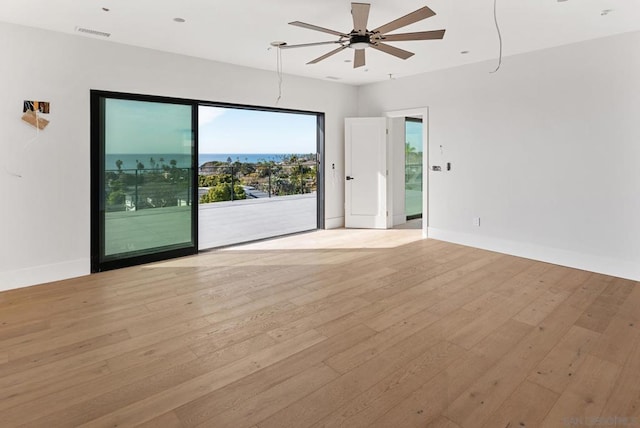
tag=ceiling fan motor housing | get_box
[349,33,371,49]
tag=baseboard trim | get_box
[428,227,640,282]
[0,259,89,292]
[325,216,344,229]
[393,214,406,227]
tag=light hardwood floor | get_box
[1,229,638,427]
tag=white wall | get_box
[0,22,357,291]
[358,31,640,281]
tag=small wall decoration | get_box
[22,100,50,130]
[23,100,50,114]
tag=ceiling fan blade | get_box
[307,45,348,64]
[372,6,436,35]
[371,43,414,60]
[354,49,366,68]
[289,21,348,38]
[280,41,345,50]
[380,29,446,42]
[351,3,371,35]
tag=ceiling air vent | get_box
[75,26,111,38]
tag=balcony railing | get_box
[198,163,317,203]
[105,167,193,212]
[104,162,318,211]
[405,163,423,218]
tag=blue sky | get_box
[199,106,317,154]
[105,99,317,155]
[106,99,193,154]
[406,120,423,152]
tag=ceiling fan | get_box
[280,2,445,68]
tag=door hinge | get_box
[386,211,389,216]
[386,129,389,135]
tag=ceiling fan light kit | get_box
[282,2,446,68]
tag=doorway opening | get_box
[198,105,323,249]
[385,107,428,237]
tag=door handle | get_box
[346,176,354,181]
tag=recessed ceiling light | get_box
[270,41,287,47]
[461,50,470,54]
[173,17,186,23]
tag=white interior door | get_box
[345,117,388,229]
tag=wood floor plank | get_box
[429,257,535,316]
[0,361,111,413]
[2,349,198,426]
[136,411,184,428]
[1,329,130,377]
[589,282,640,366]
[575,277,635,333]
[174,324,377,427]
[599,335,640,421]
[0,320,49,342]
[480,380,559,428]
[539,355,621,428]
[76,330,326,427]
[427,416,463,428]
[314,275,443,338]
[513,288,573,326]
[370,319,534,427]
[0,318,207,397]
[267,297,370,342]
[196,363,339,427]
[325,308,459,375]
[0,230,636,428]
[443,303,586,428]
[289,266,397,306]
[256,310,480,428]
[311,341,465,428]
[527,325,601,394]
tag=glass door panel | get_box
[405,118,423,219]
[92,93,197,271]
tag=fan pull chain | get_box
[490,0,503,73]
[276,46,284,105]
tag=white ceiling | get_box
[1,0,639,85]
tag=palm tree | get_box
[405,143,421,163]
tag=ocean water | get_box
[105,153,307,171]
[105,154,192,171]
[199,153,288,165]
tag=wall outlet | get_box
[473,217,481,227]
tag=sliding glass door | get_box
[91,91,324,272]
[91,91,197,272]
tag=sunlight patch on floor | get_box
[224,228,423,251]
[149,228,424,269]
